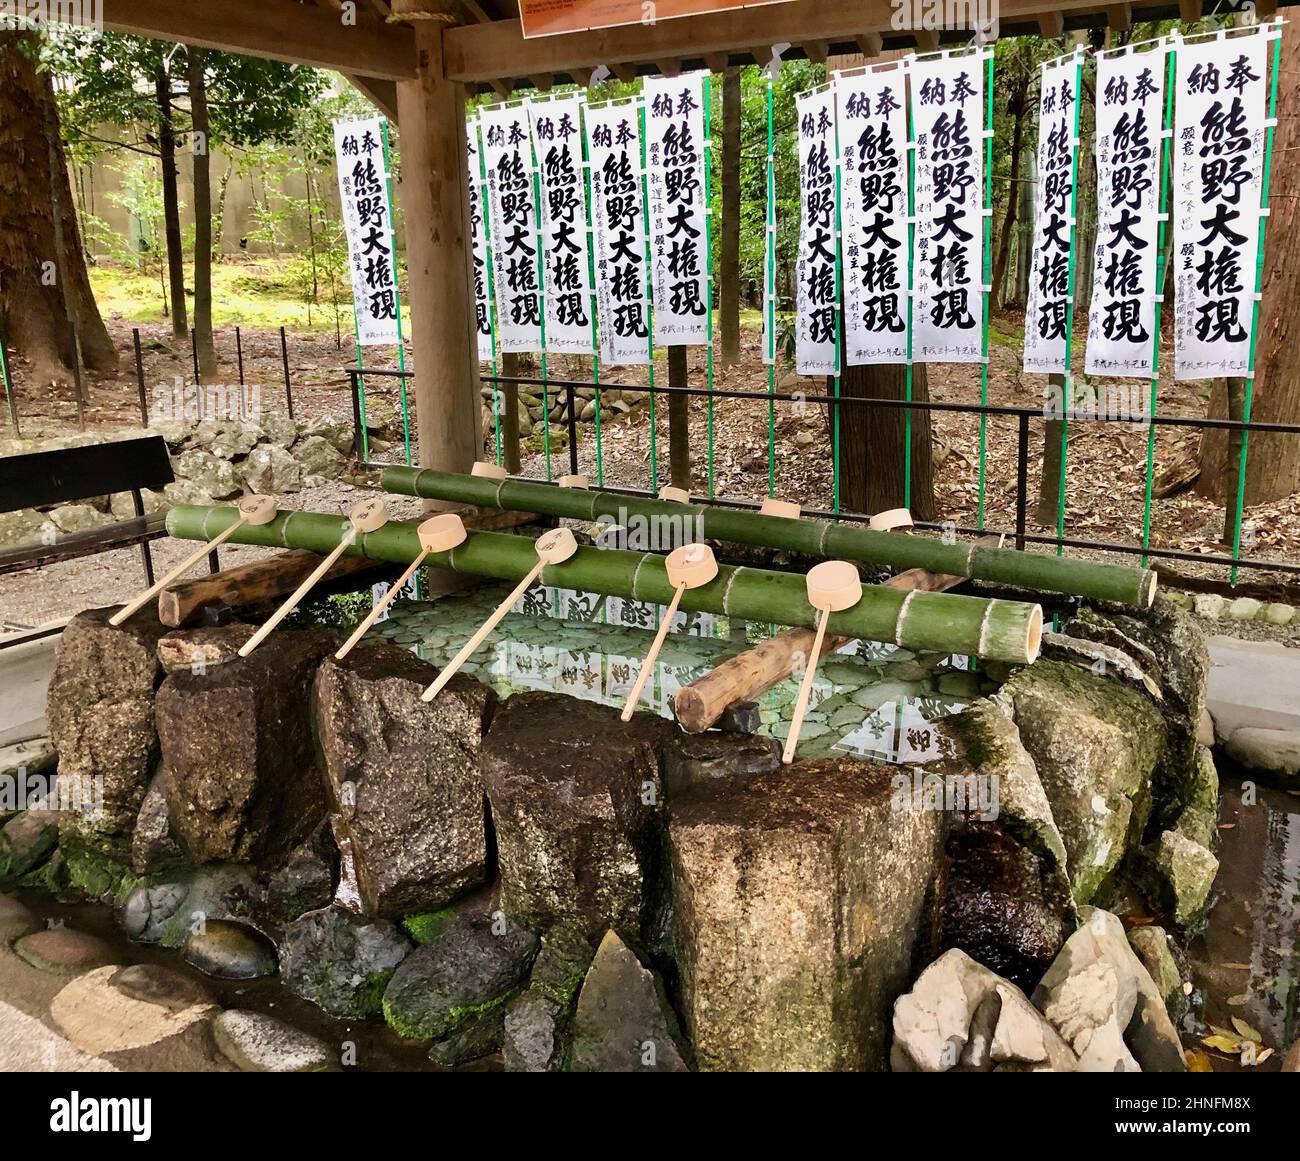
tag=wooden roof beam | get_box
[1105,3,1133,30]
[1179,0,1204,20]
[95,0,416,80]
[1039,11,1065,37]
[802,40,829,64]
[855,32,883,57]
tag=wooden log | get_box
[158,549,384,628]
[672,567,963,734]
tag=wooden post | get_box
[668,345,690,489]
[395,5,482,481]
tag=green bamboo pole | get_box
[764,75,777,497]
[380,466,1158,607]
[166,504,1044,664]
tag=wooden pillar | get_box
[395,10,481,474]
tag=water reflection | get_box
[364,581,994,765]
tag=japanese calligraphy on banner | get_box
[527,97,595,354]
[480,103,544,353]
[586,102,651,366]
[333,117,399,346]
[466,118,495,363]
[795,86,839,376]
[1173,30,1270,381]
[836,66,910,365]
[1086,48,1166,379]
[644,72,710,344]
[1024,54,1081,374]
[911,54,985,364]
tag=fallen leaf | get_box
[1185,1050,1215,1073]
[1227,993,1249,1006]
[1202,1034,1241,1053]
[1230,1016,1262,1044]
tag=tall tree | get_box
[187,46,215,379]
[718,64,741,367]
[0,31,114,387]
[156,55,186,337]
[1197,16,1300,521]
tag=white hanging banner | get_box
[795,85,840,376]
[480,103,544,354]
[644,72,710,345]
[911,53,985,364]
[587,102,652,366]
[836,66,910,365]
[1024,54,1081,375]
[1173,30,1270,381]
[528,97,595,354]
[333,117,400,347]
[1086,48,1167,379]
[466,118,495,363]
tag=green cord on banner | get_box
[581,98,603,487]
[381,120,413,468]
[704,73,716,496]
[832,81,843,517]
[640,98,659,493]
[0,330,15,431]
[1141,45,1177,567]
[1053,50,1087,558]
[1231,21,1282,587]
[977,49,994,529]
[765,76,777,498]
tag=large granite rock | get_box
[1032,907,1186,1072]
[312,647,495,917]
[1002,660,1166,904]
[570,930,689,1072]
[669,755,944,1071]
[279,905,412,1018]
[892,948,1078,1072]
[479,692,676,940]
[46,607,169,855]
[156,628,335,865]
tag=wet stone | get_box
[662,732,781,801]
[14,927,117,975]
[0,893,40,944]
[213,1010,337,1073]
[108,963,216,1011]
[182,919,278,979]
[279,906,411,1019]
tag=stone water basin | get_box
[358,578,1000,764]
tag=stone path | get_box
[0,996,118,1072]
[1207,635,1300,776]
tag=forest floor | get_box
[4,260,1300,611]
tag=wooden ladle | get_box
[620,543,718,722]
[334,513,467,661]
[782,559,863,764]
[239,497,389,657]
[421,525,578,703]
[110,494,278,627]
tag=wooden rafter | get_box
[95,0,417,81]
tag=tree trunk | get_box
[836,360,937,521]
[668,344,690,488]
[0,31,114,387]
[187,47,217,380]
[991,82,1027,311]
[156,61,187,339]
[719,64,742,368]
[1197,18,1300,510]
[1013,141,1035,308]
